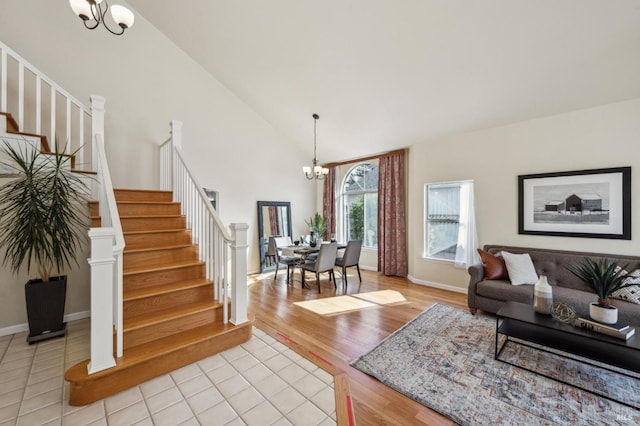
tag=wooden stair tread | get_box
[66,321,252,379]
[124,279,211,301]
[124,300,223,331]
[72,169,97,175]
[117,201,180,205]
[123,259,204,275]
[120,214,184,219]
[123,229,189,235]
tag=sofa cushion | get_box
[477,249,508,280]
[502,252,538,285]
[476,280,533,304]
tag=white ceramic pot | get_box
[589,302,618,324]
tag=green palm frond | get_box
[0,139,89,282]
[305,212,330,237]
[566,257,637,302]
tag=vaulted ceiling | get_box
[128,0,640,163]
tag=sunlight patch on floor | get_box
[294,290,408,315]
[352,290,407,305]
[294,296,378,315]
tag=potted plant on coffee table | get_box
[0,140,89,343]
[567,257,639,324]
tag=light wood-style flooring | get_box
[248,268,468,425]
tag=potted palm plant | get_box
[0,140,89,343]
[566,257,638,324]
[305,212,330,246]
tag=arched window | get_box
[342,162,379,248]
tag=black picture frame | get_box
[518,167,631,239]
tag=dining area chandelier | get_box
[303,114,329,180]
[69,0,135,35]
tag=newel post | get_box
[90,96,105,165]
[229,223,249,325]
[170,120,183,150]
[87,228,117,374]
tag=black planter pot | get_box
[24,276,67,344]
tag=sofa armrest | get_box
[467,263,484,310]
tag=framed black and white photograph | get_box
[518,167,631,239]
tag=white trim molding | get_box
[0,310,91,337]
[407,275,468,294]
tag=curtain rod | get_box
[322,148,406,168]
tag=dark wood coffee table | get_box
[496,301,640,409]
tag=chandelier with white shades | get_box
[303,114,329,180]
[69,0,134,35]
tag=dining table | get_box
[279,242,347,288]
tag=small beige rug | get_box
[294,296,377,316]
[352,290,407,305]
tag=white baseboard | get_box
[0,310,91,337]
[359,265,377,272]
[407,275,468,294]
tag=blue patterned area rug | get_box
[351,303,640,425]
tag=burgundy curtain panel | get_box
[322,167,337,240]
[378,152,408,276]
[268,206,280,236]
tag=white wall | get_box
[408,98,640,292]
[0,1,315,331]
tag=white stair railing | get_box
[0,41,92,171]
[160,120,248,325]
[86,96,125,373]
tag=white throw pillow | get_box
[502,251,538,285]
[612,268,640,304]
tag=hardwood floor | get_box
[248,268,469,425]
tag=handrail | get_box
[94,133,125,357]
[0,41,92,170]
[160,120,248,325]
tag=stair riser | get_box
[65,323,252,406]
[91,218,102,227]
[124,285,213,319]
[124,230,193,250]
[117,203,181,216]
[124,246,199,270]
[114,189,172,202]
[89,201,99,216]
[124,307,224,350]
[121,216,186,232]
[124,264,206,290]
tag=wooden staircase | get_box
[64,185,252,404]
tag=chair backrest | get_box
[316,243,339,272]
[275,236,292,247]
[342,240,363,267]
[267,236,278,256]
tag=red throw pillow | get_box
[477,249,509,280]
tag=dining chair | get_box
[265,236,278,267]
[273,240,301,285]
[335,240,362,290]
[301,243,338,292]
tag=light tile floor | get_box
[0,319,336,425]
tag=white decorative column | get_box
[229,223,249,325]
[87,228,117,374]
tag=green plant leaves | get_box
[566,257,636,304]
[0,140,89,282]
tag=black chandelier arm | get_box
[81,0,127,35]
[83,19,100,30]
